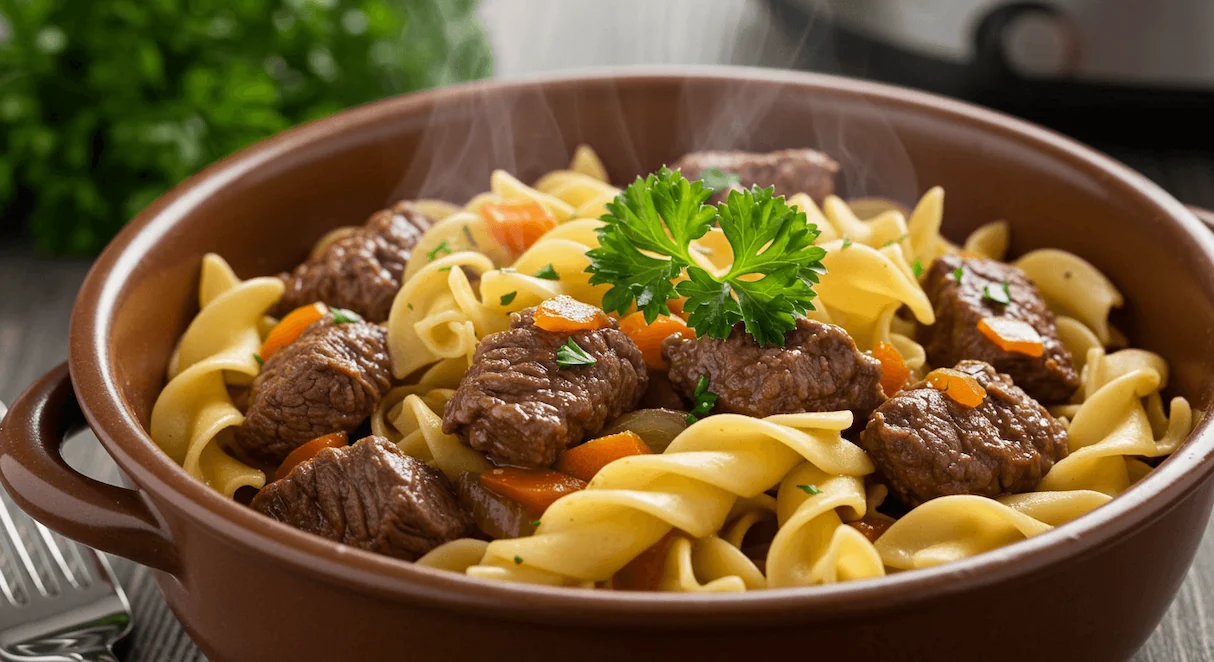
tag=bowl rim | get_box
[69,65,1214,625]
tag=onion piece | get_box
[454,472,540,540]
[600,408,688,454]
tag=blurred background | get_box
[1,1,1212,660]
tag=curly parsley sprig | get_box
[586,167,826,347]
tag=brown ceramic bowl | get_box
[3,69,1214,662]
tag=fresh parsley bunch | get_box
[587,168,827,347]
[0,0,491,254]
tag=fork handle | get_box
[0,363,179,574]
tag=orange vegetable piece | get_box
[666,298,689,321]
[977,317,1045,358]
[924,368,987,408]
[872,341,910,395]
[480,200,558,254]
[479,468,587,513]
[847,516,894,543]
[555,431,652,482]
[260,302,327,360]
[611,530,680,591]
[274,432,348,482]
[533,295,611,333]
[619,312,691,370]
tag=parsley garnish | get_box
[700,167,741,192]
[556,338,597,368]
[841,236,853,250]
[685,374,719,424]
[881,233,909,248]
[531,520,542,527]
[438,267,452,272]
[952,266,964,283]
[500,291,518,306]
[330,308,361,324]
[983,281,1011,305]
[253,353,264,366]
[461,225,478,248]
[533,264,559,280]
[513,555,524,565]
[426,240,452,261]
[797,484,823,495]
[407,303,414,311]
[586,168,826,346]
[912,259,924,278]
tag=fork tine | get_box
[0,496,48,599]
[35,521,81,590]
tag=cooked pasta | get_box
[151,143,1195,596]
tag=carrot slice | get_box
[261,302,326,360]
[610,530,680,591]
[977,317,1045,358]
[479,468,587,513]
[480,200,558,255]
[619,312,691,370]
[924,368,987,408]
[666,298,689,321]
[555,431,652,482]
[274,431,348,481]
[872,341,910,395]
[533,295,612,333]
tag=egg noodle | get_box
[151,146,1193,590]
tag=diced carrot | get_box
[872,341,910,395]
[555,431,652,482]
[274,432,348,482]
[619,312,691,370]
[610,530,680,591]
[533,295,612,333]
[260,302,327,360]
[924,368,987,408]
[479,467,587,513]
[977,316,1045,358]
[666,299,689,321]
[480,200,558,255]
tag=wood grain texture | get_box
[0,0,1210,659]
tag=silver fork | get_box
[0,402,133,662]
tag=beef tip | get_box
[251,436,467,561]
[671,148,839,203]
[663,317,884,421]
[860,360,1069,506]
[276,201,432,322]
[919,255,1079,403]
[442,307,648,468]
[235,316,392,466]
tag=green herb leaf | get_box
[556,338,597,368]
[700,167,741,192]
[253,353,264,367]
[531,520,542,527]
[797,484,823,496]
[438,267,452,272]
[407,303,414,311]
[426,240,452,261]
[533,264,559,280]
[330,308,362,324]
[686,374,718,424]
[513,555,524,565]
[953,266,964,283]
[588,169,826,344]
[462,225,479,248]
[912,259,924,278]
[841,236,853,250]
[983,280,1011,305]
[500,291,518,306]
[881,233,910,248]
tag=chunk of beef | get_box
[442,308,648,468]
[251,436,467,560]
[276,201,432,322]
[663,317,884,421]
[919,255,1078,403]
[860,360,1069,506]
[235,316,392,466]
[671,148,839,203]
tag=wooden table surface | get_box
[1,1,1211,659]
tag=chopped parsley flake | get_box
[513,555,524,565]
[426,240,452,261]
[407,303,414,311]
[983,281,1011,305]
[531,520,542,527]
[686,374,719,424]
[953,266,964,283]
[330,308,362,324]
[912,259,924,278]
[556,338,597,368]
[438,266,452,273]
[797,484,823,496]
[841,236,853,250]
[533,264,559,280]
[881,233,910,248]
[462,225,478,247]
[700,167,741,192]
[500,291,518,306]
[253,353,264,366]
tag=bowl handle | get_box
[0,363,179,575]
